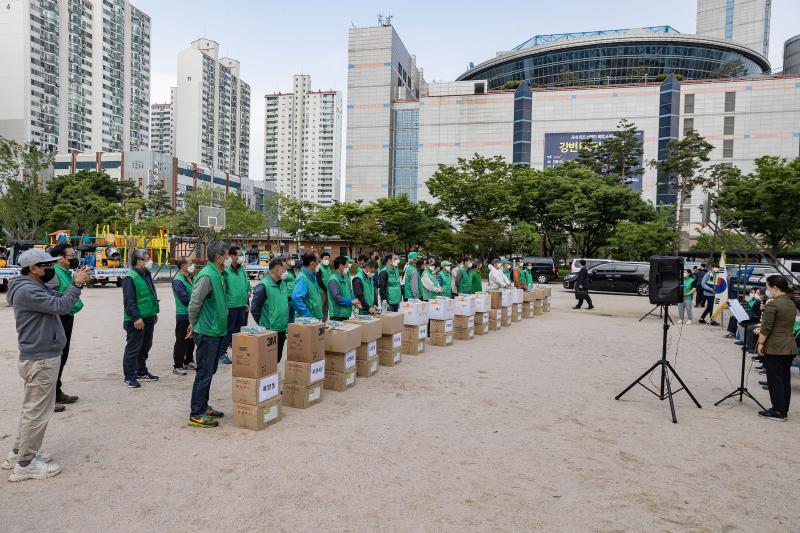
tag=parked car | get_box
[569,258,613,273]
[519,256,559,284]
[563,261,651,296]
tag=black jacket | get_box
[576,267,590,290]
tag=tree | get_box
[0,136,53,240]
[609,212,677,260]
[501,80,522,90]
[147,179,173,217]
[509,222,540,255]
[372,195,450,252]
[690,230,743,253]
[221,191,265,242]
[576,118,644,185]
[712,60,747,78]
[174,187,219,247]
[45,170,123,235]
[714,156,800,253]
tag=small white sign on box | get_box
[454,295,476,316]
[429,298,455,320]
[310,359,326,383]
[308,385,321,402]
[443,319,453,333]
[400,300,427,326]
[501,290,513,307]
[392,332,402,348]
[263,405,279,423]
[393,351,401,362]
[259,374,280,403]
[370,359,378,372]
[345,350,356,369]
[474,292,491,312]
[346,372,356,386]
[512,289,524,304]
[418,323,428,339]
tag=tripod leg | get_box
[714,389,740,406]
[665,361,703,408]
[664,368,677,423]
[616,360,661,400]
[741,389,767,411]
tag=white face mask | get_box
[322,259,330,266]
[444,266,451,272]
[428,264,435,271]
[393,259,400,267]
[144,260,153,270]
[765,289,774,298]
[466,263,473,269]
[223,257,233,268]
[187,264,195,274]
[346,264,353,270]
[366,271,374,278]
[280,271,288,280]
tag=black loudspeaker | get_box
[648,256,683,305]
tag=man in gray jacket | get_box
[3,248,91,482]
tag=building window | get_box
[723,139,734,158]
[725,0,734,39]
[683,118,694,135]
[684,94,694,114]
[724,92,736,113]
[723,116,734,135]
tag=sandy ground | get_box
[0,284,797,532]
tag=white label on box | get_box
[446,334,452,344]
[418,342,424,352]
[483,324,489,334]
[494,309,501,320]
[504,307,511,317]
[308,385,321,402]
[468,329,474,338]
[259,373,280,403]
[367,340,377,358]
[394,351,401,362]
[392,332,402,348]
[370,360,378,372]
[346,371,355,386]
[444,319,453,333]
[418,324,428,339]
[467,315,475,327]
[262,405,278,423]
[310,359,326,383]
[345,350,356,370]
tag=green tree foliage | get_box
[576,118,644,185]
[0,137,53,240]
[501,80,522,90]
[45,170,123,234]
[509,221,540,255]
[174,187,220,246]
[146,179,173,217]
[372,195,450,252]
[220,191,265,241]
[609,212,677,260]
[690,230,743,253]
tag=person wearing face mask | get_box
[4,249,90,481]
[292,253,324,319]
[488,259,513,290]
[502,261,513,285]
[317,252,332,321]
[327,256,362,320]
[171,258,196,376]
[522,262,534,291]
[353,259,379,315]
[471,260,484,293]
[420,258,444,301]
[220,246,251,365]
[46,243,85,411]
[437,260,453,298]
[676,268,695,325]
[186,241,231,428]
[698,265,720,326]
[121,249,160,388]
[378,253,402,311]
[250,257,290,361]
[454,257,474,296]
[403,252,423,301]
[284,258,298,323]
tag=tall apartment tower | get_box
[263,75,342,206]
[0,0,151,153]
[176,39,251,177]
[345,24,426,202]
[150,100,174,155]
[696,0,772,56]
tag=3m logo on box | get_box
[259,374,279,403]
[345,350,356,369]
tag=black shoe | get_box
[762,385,769,390]
[573,305,581,309]
[734,340,744,346]
[698,319,707,324]
[587,306,595,310]
[137,372,159,382]
[758,409,786,421]
[56,392,79,404]
[709,321,720,327]
[124,378,141,389]
[54,403,65,413]
[758,380,768,386]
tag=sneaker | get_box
[698,319,707,324]
[710,321,720,327]
[137,371,159,382]
[587,306,594,310]
[685,320,692,325]
[3,450,53,470]
[758,409,786,421]
[724,333,735,338]
[54,403,65,413]
[185,362,197,370]
[219,354,232,365]
[734,340,744,345]
[676,320,683,324]
[572,305,581,309]
[205,406,224,418]
[56,392,79,404]
[188,414,219,428]
[124,378,141,389]
[8,459,61,482]
[172,367,188,376]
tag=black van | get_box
[519,256,559,284]
[563,261,651,296]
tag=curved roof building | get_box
[457,26,770,89]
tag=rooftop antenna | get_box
[377,13,392,26]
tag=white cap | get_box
[18,248,58,268]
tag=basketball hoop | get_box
[199,206,226,233]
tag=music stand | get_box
[714,318,766,410]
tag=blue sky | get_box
[135,0,800,181]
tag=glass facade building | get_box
[391,109,419,201]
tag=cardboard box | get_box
[454,314,475,330]
[402,324,427,342]
[489,290,513,309]
[325,323,362,354]
[534,299,543,316]
[534,288,546,300]
[473,292,491,313]
[379,349,402,367]
[542,287,552,298]
[429,331,454,346]
[429,319,453,335]
[454,295,476,316]
[282,383,323,409]
[501,307,512,327]
[345,317,383,343]
[231,332,278,378]
[356,340,377,360]
[544,301,551,312]
[356,356,379,377]
[284,359,326,386]
[522,301,535,318]
[324,368,356,392]
[231,372,280,406]
[474,311,490,325]
[232,396,282,430]
[378,311,404,334]
[523,290,536,302]
[325,349,356,373]
[428,298,455,320]
[511,303,523,322]
[399,300,428,326]
[474,322,490,336]
[376,332,402,352]
[402,339,425,355]
[287,322,326,363]
[454,326,475,340]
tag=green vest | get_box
[257,276,289,332]
[421,268,440,301]
[457,266,473,294]
[285,269,297,294]
[381,266,402,305]
[439,269,452,298]
[319,263,332,287]
[124,268,159,321]
[471,269,483,293]
[502,269,512,283]
[173,272,193,316]
[193,263,228,337]
[299,268,323,319]
[523,268,534,288]
[55,263,83,315]
[225,265,250,308]
[403,266,417,300]
[355,269,375,314]
[328,271,353,318]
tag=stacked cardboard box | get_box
[284,322,326,408]
[474,310,490,335]
[490,289,513,328]
[231,331,281,430]
[324,322,362,392]
[346,317,383,378]
[453,314,475,340]
[534,288,545,316]
[543,287,552,312]
[377,311,404,366]
[402,323,427,355]
[488,308,502,331]
[511,289,523,322]
[399,299,429,326]
[429,318,454,346]
[522,291,535,318]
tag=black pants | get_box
[330,316,350,322]
[575,291,593,309]
[224,307,248,352]
[190,333,223,416]
[763,354,795,415]
[700,295,714,320]
[694,286,704,306]
[288,298,295,324]
[173,318,195,368]
[727,317,738,335]
[277,331,286,363]
[122,317,156,380]
[387,303,399,312]
[57,314,74,396]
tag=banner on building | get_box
[543,130,645,190]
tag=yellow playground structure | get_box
[90,225,171,266]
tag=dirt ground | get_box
[0,284,797,532]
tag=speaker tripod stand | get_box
[714,319,766,410]
[616,304,702,423]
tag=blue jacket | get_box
[701,271,715,297]
[291,267,315,317]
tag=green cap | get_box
[407,252,421,260]
[441,260,452,267]
[345,256,354,263]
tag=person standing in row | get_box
[699,266,719,326]
[378,253,402,312]
[421,258,444,301]
[186,241,230,429]
[437,260,453,298]
[5,249,91,481]
[318,252,332,321]
[46,243,84,411]
[454,257,473,296]
[284,258,298,323]
[171,258,196,376]
[488,259,513,290]
[292,253,324,320]
[121,249,160,389]
[693,264,707,308]
[327,256,361,320]
[353,259,378,315]
[573,259,594,310]
[221,246,250,365]
[403,252,422,300]
[522,262,534,290]
[471,260,484,293]
[251,257,290,362]
[677,268,695,325]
